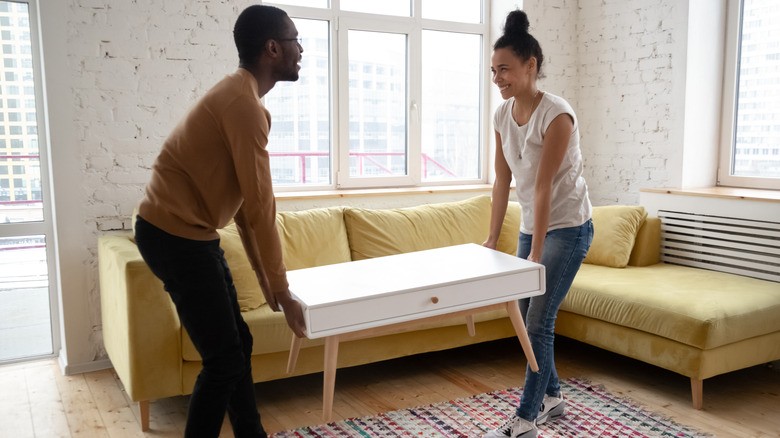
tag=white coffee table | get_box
[285,243,545,420]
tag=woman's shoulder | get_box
[538,92,577,130]
[540,92,573,112]
[493,97,514,124]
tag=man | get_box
[134,5,306,437]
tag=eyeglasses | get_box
[278,37,303,45]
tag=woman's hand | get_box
[482,237,498,250]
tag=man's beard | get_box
[280,60,300,82]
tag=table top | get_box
[287,243,542,308]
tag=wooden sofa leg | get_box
[140,400,150,431]
[690,378,703,409]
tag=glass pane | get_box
[0,2,43,222]
[348,31,407,177]
[267,0,328,8]
[732,0,780,178]
[422,31,481,181]
[341,0,410,17]
[0,235,52,361]
[422,0,481,23]
[266,19,331,186]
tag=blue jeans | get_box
[134,216,267,438]
[515,219,593,421]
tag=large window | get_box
[264,0,487,189]
[0,0,56,364]
[719,0,780,189]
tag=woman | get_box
[482,10,593,438]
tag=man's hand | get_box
[275,290,307,338]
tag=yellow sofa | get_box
[99,196,524,431]
[98,197,780,431]
[556,205,780,410]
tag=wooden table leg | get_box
[505,301,539,372]
[287,335,302,374]
[465,314,476,337]
[323,335,340,421]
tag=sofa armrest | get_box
[627,217,661,267]
[98,234,183,401]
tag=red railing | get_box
[270,151,456,183]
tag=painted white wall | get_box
[40,0,739,371]
[488,0,524,184]
[39,0,99,373]
[679,0,727,188]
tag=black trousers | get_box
[134,215,267,438]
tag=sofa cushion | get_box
[562,263,780,349]
[218,225,264,311]
[276,207,351,271]
[498,202,522,256]
[344,196,493,260]
[217,207,350,311]
[627,217,661,267]
[584,205,647,268]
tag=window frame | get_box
[265,0,491,191]
[0,0,60,364]
[718,0,780,190]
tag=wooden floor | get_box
[2,336,779,437]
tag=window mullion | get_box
[408,17,422,185]
[335,17,350,187]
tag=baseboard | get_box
[58,355,113,375]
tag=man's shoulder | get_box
[201,72,268,120]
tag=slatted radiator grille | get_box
[658,210,780,282]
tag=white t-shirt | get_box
[493,92,592,234]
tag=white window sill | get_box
[640,187,780,203]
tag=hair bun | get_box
[504,9,530,36]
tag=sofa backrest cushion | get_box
[498,201,523,255]
[627,217,661,267]
[344,195,521,260]
[584,205,648,268]
[276,207,352,270]
[218,207,350,311]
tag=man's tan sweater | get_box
[138,68,287,293]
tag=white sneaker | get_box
[483,414,537,438]
[536,392,565,425]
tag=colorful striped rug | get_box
[271,378,710,437]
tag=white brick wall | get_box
[525,0,678,205]
[60,0,689,363]
[73,0,251,234]
[577,0,678,205]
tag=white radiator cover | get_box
[658,210,780,282]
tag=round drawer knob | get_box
[431,297,439,304]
